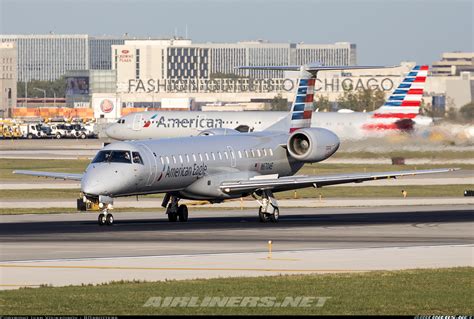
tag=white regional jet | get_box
[14,64,455,226]
[106,65,432,141]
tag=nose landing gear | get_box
[97,200,114,226]
[98,210,114,226]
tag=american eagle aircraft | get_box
[105,65,432,141]
[14,64,455,226]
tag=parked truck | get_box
[19,123,46,139]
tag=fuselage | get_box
[81,130,339,201]
[106,111,433,141]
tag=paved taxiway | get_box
[1,205,472,289]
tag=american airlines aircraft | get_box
[105,65,432,141]
[14,64,454,226]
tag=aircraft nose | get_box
[105,125,119,139]
[81,166,120,196]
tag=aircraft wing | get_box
[219,168,458,194]
[13,170,83,181]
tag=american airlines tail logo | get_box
[289,78,315,133]
[373,65,429,119]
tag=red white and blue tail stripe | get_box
[289,77,315,133]
[373,65,429,119]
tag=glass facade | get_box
[0,35,89,81]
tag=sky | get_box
[0,0,472,65]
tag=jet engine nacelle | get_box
[198,128,241,136]
[287,128,340,163]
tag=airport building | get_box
[0,34,164,81]
[113,39,356,82]
[431,52,474,76]
[0,34,89,81]
[0,42,17,117]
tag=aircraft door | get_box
[132,114,143,131]
[227,146,236,168]
[138,144,158,186]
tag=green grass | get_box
[297,163,472,175]
[1,267,472,315]
[278,184,471,199]
[0,158,89,180]
[332,150,474,160]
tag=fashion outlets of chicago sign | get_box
[126,77,396,94]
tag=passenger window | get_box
[205,153,209,161]
[269,149,274,156]
[238,150,242,158]
[172,155,177,164]
[218,152,222,160]
[179,155,183,163]
[251,150,255,157]
[199,153,203,161]
[132,152,143,164]
[186,154,190,163]
[192,154,197,162]
[224,151,229,159]
[256,149,261,157]
[165,156,170,164]
[211,152,216,160]
[160,157,164,165]
[245,150,249,158]
[263,149,267,157]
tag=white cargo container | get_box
[161,98,193,110]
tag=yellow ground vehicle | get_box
[0,120,26,139]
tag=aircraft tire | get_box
[269,208,279,223]
[98,213,106,226]
[168,212,178,222]
[106,214,114,226]
[178,204,188,222]
[258,207,270,223]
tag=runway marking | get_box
[0,264,366,273]
[258,258,301,261]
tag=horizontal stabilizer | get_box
[236,63,394,76]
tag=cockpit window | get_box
[132,152,143,164]
[116,119,126,124]
[92,150,132,164]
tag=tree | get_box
[336,87,386,112]
[17,77,67,98]
[314,95,331,112]
[459,101,474,121]
[270,93,289,111]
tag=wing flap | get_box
[220,168,458,194]
[13,170,83,181]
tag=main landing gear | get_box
[254,190,279,223]
[162,194,188,222]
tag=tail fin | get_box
[374,65,429,119]
[289,70,315,133]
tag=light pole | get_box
[33,88,46,107]
[50,89,56,108]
